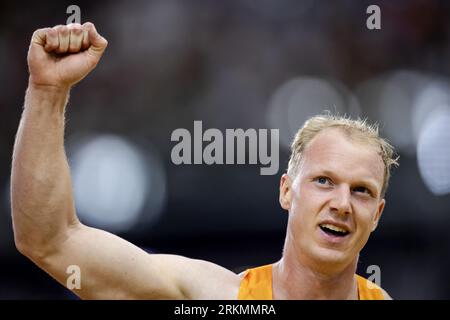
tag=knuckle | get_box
[82,22,94,31]
[69,25,83,33]
[61,27,69,35]
[47,28,57,37]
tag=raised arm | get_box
[11,23,239,300]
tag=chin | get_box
[307,246,355,274]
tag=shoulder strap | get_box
[238,264,273,300]
[356,274,385,300]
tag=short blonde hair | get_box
[287,114,399,198]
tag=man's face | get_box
[279,128,386,273]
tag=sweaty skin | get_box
[11,23,391,300]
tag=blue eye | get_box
[316,177,329,185]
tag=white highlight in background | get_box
[417,108,450,195]
[70,135,152,232]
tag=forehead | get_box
[300,128,384,187]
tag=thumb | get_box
[84,22,108,57]
[28,28,52,63]
[31,28,49,47]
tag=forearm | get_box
[11,83,79,257]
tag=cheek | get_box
[296,183,325,208]
[351,205,378,250]
[290,183,324,222]
[354,202,379,232]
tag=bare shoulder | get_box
[174,256,241,299]
[37,224,242,300]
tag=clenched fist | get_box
[28,22,108,88]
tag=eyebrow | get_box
[310,169,381,195]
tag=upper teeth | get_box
[321,224,348,233]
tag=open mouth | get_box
[319,223,350,237]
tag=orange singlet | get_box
[238,264,385,300]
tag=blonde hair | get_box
[287,113,399,198]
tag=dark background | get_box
[1,0,449,299]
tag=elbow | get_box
[12,219,33,257]
[12,222,29,255]
[14,233,36,258]
[13,231,54,262]
[14,236,30,257]
[14,236,42,261]
[12,210,81,261]
[14,222,81,262]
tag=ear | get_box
[279,173,293,211]
[371,198,385,232]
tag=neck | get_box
[272,245,359,300]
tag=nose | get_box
[329,185,352,215]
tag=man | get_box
[11,23,397,300]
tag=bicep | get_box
[34,224,185,299]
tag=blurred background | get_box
[1,0,450,299]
